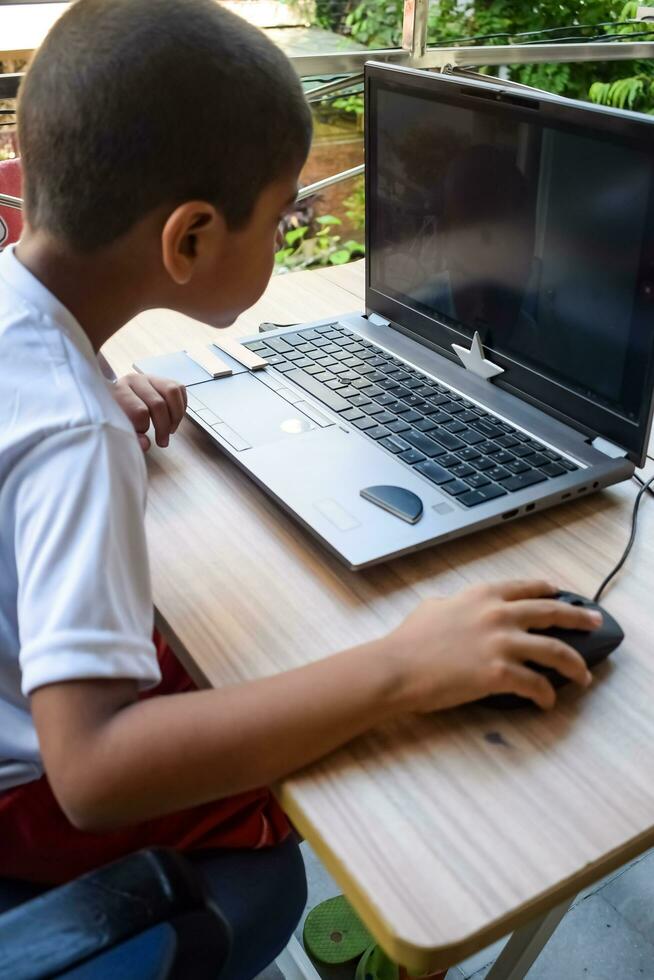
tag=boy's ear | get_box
[161,201,227,285]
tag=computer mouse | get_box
[480,591,624,709]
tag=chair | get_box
[0,848,231,980]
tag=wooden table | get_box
[103,262,654,977]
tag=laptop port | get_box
[576,486,588,494]
[525,502,535,512]
[502,508,519,520]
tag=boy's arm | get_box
[31,580,599,832]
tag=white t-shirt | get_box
[0,245,161,792]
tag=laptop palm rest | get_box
[191,374,322,447]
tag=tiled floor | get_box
[260,844,654,980]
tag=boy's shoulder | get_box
[0,250,136,472]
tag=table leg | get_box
[482,898,571,980]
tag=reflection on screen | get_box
[371,87,654,419]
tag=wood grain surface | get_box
[102,263,654,971]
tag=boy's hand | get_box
[385,580,600,712]
[112,373,187,451]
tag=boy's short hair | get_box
[18,0,312,250]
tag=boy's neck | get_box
[15,229,152,352]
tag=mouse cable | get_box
[593,472,654,603]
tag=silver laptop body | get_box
[137,65,654,570]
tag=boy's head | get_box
[18,0,312,324]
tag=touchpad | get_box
[190,374,320,447]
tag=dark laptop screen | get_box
[369,81,654,425]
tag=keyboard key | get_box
[511,444,536,459]
[405,431,446,457]
[267,337,294,354]
[374,392,398,406]
[304,364,324,376]
[457,410,481,423]
[399,409,422,423]
[475,457,498,472]
[459,483,507,507]
[427,393,450,407]
[500,470,547,492]
[490,450,515,465]
[464,472,491,489]
[367,425,391,440]
[298,329,320,341]
[379,436,407,454]
[415,417,437,432]
[338,386,360,399]
[431,430,465,451]
[560,459,578,471]
[314,323,338,334]
[450,463,475,479]
[415,460,454,485]
[442,401,465,414]
[541,462,566,477]
[341,407,364,422]
[274,362,296,374]
[285,368,350,411]
[422,408,450,424]
[373,411,397,425]
[443,419,466,434]
[348,394,373,408]
[436,453,460,468]
[458,428,486,445]
[504,459,530,475]
[325,378,346,390]
[243,340,268,352]
[495,434,520,449]
[474,419,504,438]
[362,402,386,415]
[523,452,549,468]
[441,479,471,496]
[485,465,511,481]
[458,447,482,462]
[352,416,377,430]
[398,449,424,465]
[387,419,411,434]
[541,448,561,461]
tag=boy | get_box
[0,0,600,974]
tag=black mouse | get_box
[480,591,624,709]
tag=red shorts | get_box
[0,634,289,884]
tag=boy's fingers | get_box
[509,599,602,633]
[486,579,558,602]
[134,378,173,447]
[147,376,187,432]
[512,634,592,688]
[115,386,151,432]
[138,432,151,452]
[492,662,556,710]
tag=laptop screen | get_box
[368,74,654,441]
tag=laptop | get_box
[136,63,654,570]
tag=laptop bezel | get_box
[364,62,654,467]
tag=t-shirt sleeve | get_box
[13,423,161,696]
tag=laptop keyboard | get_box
[243,324,578,508]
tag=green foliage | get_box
[345,0,402,48]
[343,176,365,231]
[331,93,365,117]
[342,0,654,110]
[275,216,365,272]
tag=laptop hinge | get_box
[367,312,391,328]
[591,436,628,459]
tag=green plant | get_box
[331,93,365,118]
[275,215,365,272]
[343,176,365,231]
[588,2,654,112]
[345,0,403,48]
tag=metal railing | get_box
[2,2,654,207]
